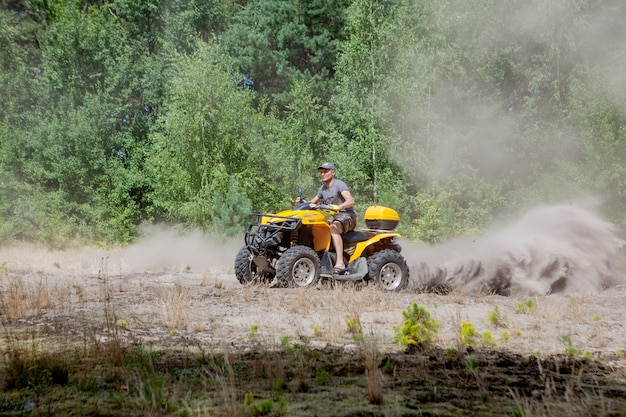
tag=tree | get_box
[147,41,266,228]
[221,0,350,109]
[329,0,404,206]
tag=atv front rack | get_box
[244,212,302,255]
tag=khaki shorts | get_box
[333,212,357,234]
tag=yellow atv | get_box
[234,194,409,291]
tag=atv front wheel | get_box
[367,249,409,292]
[234,246,274,284]
[275,246,321,288]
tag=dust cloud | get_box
[0,227,242,278]
[403,204,625,296]
[120,226,242,273]
[1,207,623,297]
[123,205,625,297]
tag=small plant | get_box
[393,302,440,347]
[312,325,324,337]
[116,319,128,329]
[500,329,510,342]
[248,324,259,340]
[561,335,583,356]
[459,321,501,348]
[346,317,363,341]
[280,336,291,349]
[169,329,177,336]
[486,306,508,328]
[272,378,286,391]
[458,321,480,348]
[280,336,309,369]
[243,392,287,416]
[465,356,479,373]
[315,368,330,385]
[1,261,8,275]
[444,347,457,357]
[515,298,536,314]
[481,331,497,348]
[156,282,192,330]
[591,314,601,321]
[184,265,192,273]
[53,262,61,268]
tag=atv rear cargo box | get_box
[364,206,399,230]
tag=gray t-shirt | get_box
[316,179,357,217]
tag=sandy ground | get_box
[2,208,626,416]
[1,231,625,361]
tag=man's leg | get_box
[330,221,345,270]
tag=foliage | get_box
[210,176,253,236]
[393,302,440,347]
[458,321,480,349]
[500,330,510,343]
[2,0,626,245]
[248,325,260,340]
[329,0,404,206]
[560,335,583,357]
[486,306,509,329]
[515,299,537,314]
[346,316,363,341]
[243,391,287,416]
[147,41,263,228]
[481,331,498,348]
[221,0,350,109]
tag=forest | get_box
[1,0,626,246]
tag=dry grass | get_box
[156,282,205,332]
[0,242,625,415]
[362,335,384,405]
[0,274,70,319]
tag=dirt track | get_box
[2,240,626,356]
[1,216,626,415]
[1,242,626,414]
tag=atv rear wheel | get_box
[367,249,409,292]
[234,246,274,284]
[275,246,321,288]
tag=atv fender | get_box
[349,232,401,262]
[320,253,368,281]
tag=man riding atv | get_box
[234,163,410,291]
[300,162,356,274]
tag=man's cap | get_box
[317,162,336,171]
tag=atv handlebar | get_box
[292,189,339,214]
[292,201,340,214]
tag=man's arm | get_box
[338,190,354,210]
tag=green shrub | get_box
[458,321,480,348]
[486,306,508,328]
[393,302,440,347]
[346,317,363,341]
[515,299,536,314]
[481,331,497,348]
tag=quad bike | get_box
[234,189,409,291]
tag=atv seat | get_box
[342,230,372,243]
